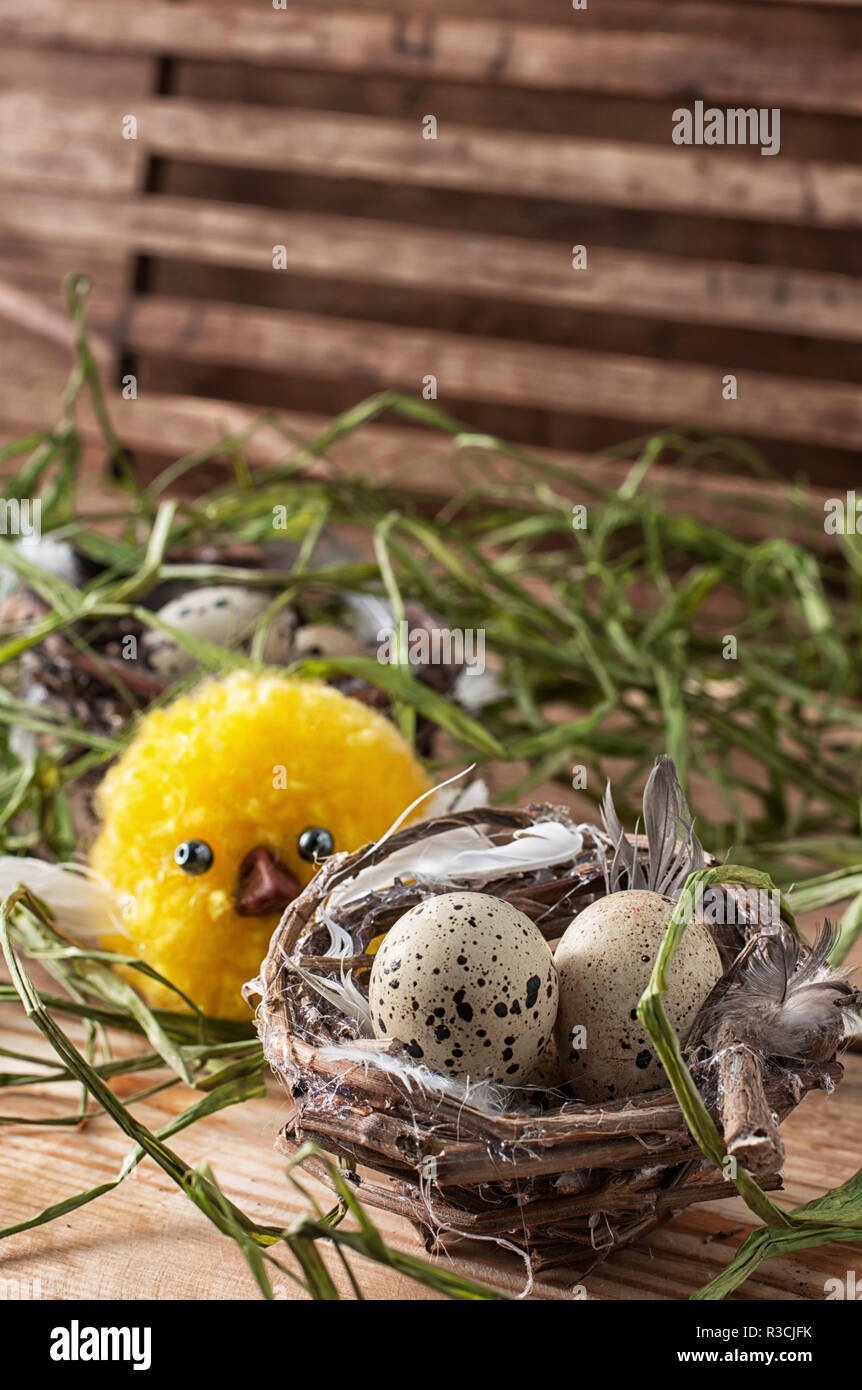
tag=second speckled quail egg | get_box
[554,889,722,1102]
[292,624,366,660]
[369,891,558,1082]
[258,607,299,664]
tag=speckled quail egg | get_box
[258,608,300,664]
[292,624,365,660]
[144,586,271,677]
[369,891,559,1082]
[554,889,722,1102]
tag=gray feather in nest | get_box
[703,923,862,1064]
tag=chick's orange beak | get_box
[234,846,301,916]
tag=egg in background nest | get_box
[369,891,558,1083]
[554,889,722,1102]
[143,586,299,676]
[292,624,365,659]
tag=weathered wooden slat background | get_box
[0,0,861,480]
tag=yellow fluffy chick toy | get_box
[88,670,430,1020]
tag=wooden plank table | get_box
[2,935,860,1301]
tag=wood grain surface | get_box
[2,933,860,1302]
[121,294,862,451]
[3,1,862,115]
[3,0,862,476]
[4,190,862,343]
[4,92,861,228]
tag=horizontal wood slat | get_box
[0,42,152,97]
[124,294,862,451]
[748,0,862,6]
[0,246,127,305]
[0,377,837,557]
[3,189,862,343]
[16,0,859,14]
[2,1,861,114]
[278,0,862,11]
[0,281,112,360]
[3,94,862,227]
[0,93,148,192]
[283,0,862,14]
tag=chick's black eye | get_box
[174,839,213,875]
[297,826,335,862]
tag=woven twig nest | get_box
[254,802,842,1275]
[4,538,465,760]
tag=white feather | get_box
[329,819,584,908]
[316,1041,521,1115]
[0,857,128,939]
[452,665,507,712]
[340,591,394,644]
[843,1011,862,1043]
[0,537,83,597]
[289,962,374,1034]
